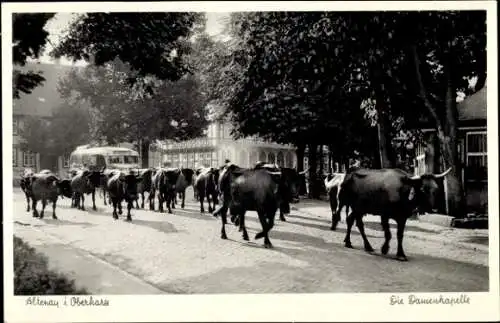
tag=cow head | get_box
[279,168,307,203]
[408,168,451,213]
[181,168,195,185]
[120,174,143,200]
[57,179,73,198]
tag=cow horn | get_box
[267,171,282,176]
[435,167,452,179]
[409,174,421,180]
[298,168,309,175]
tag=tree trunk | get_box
[296,143,305,172]
[376,110,394,169]
[318,145,324,175]
[140,140,150,168]
[410,44,466,218]
[307,143,319,199]
[439,50,467,218]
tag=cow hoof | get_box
[126,217,132,222]
[396,254,408,262]
[344,242,353,249]
[381,244,389,255]
[52,215,58,220]
[200,210,205,214]
[221,234,227,240]
[365,246,374,252]
[280,216,286,222]
[264,243,273,249]
[243,235,249,241]
[93,206,97,211]
[168,210,172,214]
[118,210,123,215]
[330,226,337,231]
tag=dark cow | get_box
[216,164,282,248]
[30,172,72,219]
[100,169,122,206]
[253,163,307,221]
[335,167,452,261]
[194,167,220,213]
[134,168,154,209]
[20,168,35,212]
[150,168,181,213]
[70,168,104,211]
[173,168,195,209]
[106,171,142,221]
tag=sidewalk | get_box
[14,224,166,294]
[291,199,489,253]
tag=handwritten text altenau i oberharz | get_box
[25,296,110,307]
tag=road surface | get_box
[12,188,489,294]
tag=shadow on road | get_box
[363,221,437,234]
[39,218,96,228]
[128,219,179,234]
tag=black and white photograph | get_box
[3,1,499,322]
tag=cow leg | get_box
[167,192,173,214]
[207,194,214,213]
[52,199,58,220]
[140,192,145,209]
[239,211,249,241]
[32,199,39,218]
[149,190,155,211]
[181,191,185,209]
[199,192,205,213]
[92,190,97,211]
[80,194,85,211]
[112,200,118,219]
[344,211,357,248]
[381,216,391,255]
[396,218,408,261]
[40,199,47,219]
[26,194,31,212]
[118,201,123,215]
[103,189,107,206]
[255,210,273,248]
[126,200,132,221]
[355,216,374,252]
[135,196,140,209]
[220,211,228,240]
[330,188,340,230]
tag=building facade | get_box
[413,85,487,215]
[13,62,76,184]
[154,122,298,169]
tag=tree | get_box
[58,61,209,167]
[18,100,91,167]
[51,13,205,84]
[13,13,56,99]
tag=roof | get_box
[457,85,487,121]
[71,146,139,156]
[13,62,82,117]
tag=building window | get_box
[63,153,70,168]
[13,147,18,167]
[259,151,267,163]
[277,151,284,167]
[13,117,19,135]
[23,151,36,167]
[268,152,276,164]
[466,132,487,181]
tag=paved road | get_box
[12,188,489,294]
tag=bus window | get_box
[95,154,106,168]
[124,156,139,164]
[109,156,122,164]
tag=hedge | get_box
[14,236,88,295]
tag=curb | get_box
[290,206,488,253]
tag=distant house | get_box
[13,62,82,183]
[154,121,298,169]
[413,85,487,215]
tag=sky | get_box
[39,12,230,65]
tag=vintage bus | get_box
[68,145,141,173]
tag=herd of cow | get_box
[18,161,451,261]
